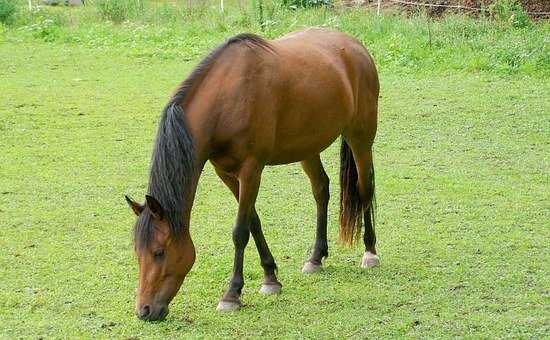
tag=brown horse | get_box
[125,28,379,320]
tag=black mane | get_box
[134,33,272,248]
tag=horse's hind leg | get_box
[213,165,281,304]
[300,155,330,274]
[346,139,379,268]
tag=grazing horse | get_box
[125,28,379,320]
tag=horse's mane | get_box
[135,33,272,248]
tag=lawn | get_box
[0,1,549,338]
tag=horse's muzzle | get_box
[136,304,169,321]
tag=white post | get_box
[220,0,224,12]
[28,0,32,10]
[377,0,381,15]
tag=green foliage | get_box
[15,7,66,42]
[489,0,531,28]
[0,0,16,25]
[252,0,282,31]
[27,18,62,41]
[96,0,146,23]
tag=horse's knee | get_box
[232,224,250,248]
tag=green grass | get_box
[2,0,549,76]
[1,1,549,338]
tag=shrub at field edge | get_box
[0,0,17,25]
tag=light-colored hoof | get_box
[216,300,241,312]
[260,283,282,295]
[361,252,380,268]
[302,261,322,274]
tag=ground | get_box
[0,5,549,338]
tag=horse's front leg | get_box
[217,159,263,312]
[213,164,281,297]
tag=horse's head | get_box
[125,195,195,321]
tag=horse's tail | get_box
[339,139,375,246]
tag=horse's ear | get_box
[125,195,144,216]
[145,195,164,220]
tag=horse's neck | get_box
[175,92,222,225]
[181,85,221,164]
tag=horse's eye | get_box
[153,249,165,259]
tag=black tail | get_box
[339,139,376,246]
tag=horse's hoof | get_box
[260,283,282,295]
[361,252,380,268]
[302,261,322,274]
[216,299,241,312]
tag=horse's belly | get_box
[266,118,344,165]
[266,140,336,165]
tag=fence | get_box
[367,0,550,16]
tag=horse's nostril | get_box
[158,306,169,320]
[138,305,151,319]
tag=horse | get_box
[125,28,379,321]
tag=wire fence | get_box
[370,0,550,16]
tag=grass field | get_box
[1,1,549,338]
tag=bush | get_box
[30,18,61,42]
[282,0,332,9]
[0,0,17,25]
[96,0,145,23]
[489,0,531,28]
